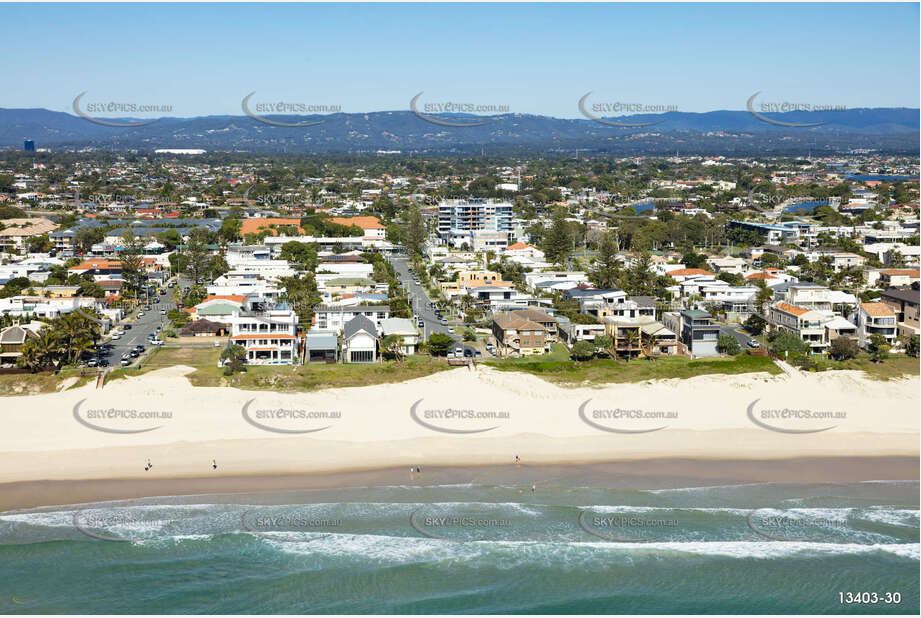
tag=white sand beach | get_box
[0,365,917,491]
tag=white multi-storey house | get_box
[227,299,300,365]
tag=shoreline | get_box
[2,457,917,512]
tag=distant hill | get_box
[0,107,917,155]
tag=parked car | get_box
[98,359,110,367]
[120,358,131,367]
[150,338,164,346]
[475,350,482,357]
[748,340,760,348]
[463,348,473,358]
[110,333,122,340]
[86,358,98,367]
[124,324,132,330]
[138,311,145,317]
[160,309,167,315]
[129,350,139,358]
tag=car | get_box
[161,310,167,315]
[440,318,448,325]
[416,319,424,328]
[147,333,156,340]
[454,346,464,356]
[475,350,482,357]
[448,327,455,334]
[748,340,760,348]
[135,344,146,352]
[98,359,110,368]
[150,338,164,346]
[138,311,145,317]
[110,333,121,340]
[155,326,162,332]
[86,358,98,367]
[130,350,140,358]
[463,348,473,358]
[120,358,131,367]
[124,324,132,330]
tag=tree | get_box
[403,204,427,255]
[593,335,613,356]
[626,252,654,296]
[379,335,405,362]
[904,334,920,358]
[26,234,52,253]
[589,231,622,289]
[543,206,573,264]
[280,241,319,270]
[426,333,454,356]
[220,344,247,375]
[570,340,595,361]
[279,274,321,328]
[868,334,890,363]
[828,336,858,361]
[717,334,742,356]
[119,231,145,298]
[754,280,774,316]
[770,331,810,358]
[17,328,62,372]
[743,315,766,337]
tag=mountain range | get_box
[1,107,917,155]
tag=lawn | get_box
[485,346,783,386]
[137,346,453,391]
[801,353,920,381]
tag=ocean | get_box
[1,480,917,614]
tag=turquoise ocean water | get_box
[1,480,917,614]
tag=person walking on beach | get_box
[515,455,520,467]
[211,459,217,471]
[145,458,152,472]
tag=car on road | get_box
[138,311,145,317]
[416,319,424,328]
[748,340,760,348]
[110,333,121,340]
[160,309,167,315]
[120,357,131,367]
[463,348,473,358]
[454,346,464,357]
[440,318,448,325]
[129,350,140,358]
[86,358,98,367]
[124,324,132,330]
[150,338,164,346]
[98,359,110,368]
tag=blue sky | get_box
[3,2,918,118]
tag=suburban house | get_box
[559,322,607,344]
[667,309,720,357]
[852,302,898,350]
[603,316,678,358]
[769,301,831,355]
[305,331,339,363]
[188,295,246,322]
[0,324,39,365]
[180,319,228,337]
[877,269,921,288]
[342,315,378,363]
[879,287,920,338]
[379,317,420,356]
[491,311,549,357]
[314,304,390,333]
[227,300,300,365]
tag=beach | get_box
[0,364,918,510]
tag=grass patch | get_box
[137,346,453,391]
[485,350,782,386]
[801,354,919,380]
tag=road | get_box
[388,255,484,356]
[719,325,758,349]
[103,281,178,366]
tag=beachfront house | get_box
[306,331,339,363]
[852,302,898,350]
[491,311,549,357]
[227,300,300,365]
[342,315,379,363]
[379,317,420,356]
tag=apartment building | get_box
[437,199,513,249]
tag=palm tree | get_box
[18,329,62,372]
[621,328,640,363]
[640,329,657,362]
